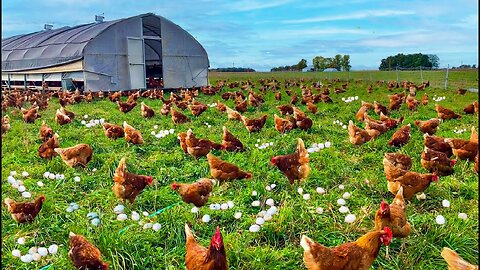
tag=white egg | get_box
[202,214,211,223]
[257,139,261,142]
[37,247,48,257]
[436,215,446,225]
[85,123,92,128]
[155,133,162,139]
[12,182,20,189]
[266,198,274,206]
[209,204,217,210]
[152,223,161,231]
[131,211,140,221]
[251,190,258,196]
[458,213,468,220]
[22,171,29,177]
[234,212,242,219]
[81,120,87,125]
[191,207,199,213]
[143,223,153,229]
[21,254,33,263]
[43,172,50,178]
[33,253,42,261]
[318,143,325,149]
[151,131,156,135]
[7,175,16,184]
[114,205,125,214]
[48,244,58,255]
[12,249,21,257]
[143,211,149,216]
[266,206,278,216]
[10,171,17,176]
[325,141,331,148]
[84,115,89,119]
[270,184,276,189]
[92,168,97,172]
[355,96,359,100]
[257,210,266,217]
[264,214,273,221]
[316,207,323,214]
[307,148,315,153]
[249,224,261,232]
[55,174,61,180]
[18,185,26,192]
[66,206,74,213]
[22,192,32,198]
[342,125,347,129]
[17,237,26,245]
[333,120,337,124]
[338,184,345,190]
[266,185,272,191]
[255,144,259,148]
[256,217,265,225]
[99,118,105,124]
[28,247,37,255]
[153,125,158,129]
[297,187,304,194]
[337,198,346,206]
[60,174,65,180]
[94,119,100,124]
[71,203,79,210]
[342,192,351,200]
[91,218,101,226]
[339,206,349,213]
[214,203,221,210]
[227,201,234,209]
[117,214,128,221]
[416,193,426,200]
[48,173,55,179]
[221,203,229,210]
[303,194,311,200]
[169,129,174,134]
[442,199,450,208]
[251,200,260,207]
[316,187,325,194]
[345,214,356,223]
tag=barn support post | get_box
[24,74,27,90]
[7,74,11,90]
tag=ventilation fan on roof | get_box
[95,14,104,23]
[44,24,53,30]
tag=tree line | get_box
[271,55,351,72]
[379,53,439,70]
[209,67,256,72]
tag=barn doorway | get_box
[142,15,163,89]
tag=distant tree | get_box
[428,54,440,69]
[296,59,307,71]
[312,56,329,71]
[341,55,351,71]
[379,53,440,70]
[331,54,342,71]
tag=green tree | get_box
[296,59,307,71]
[312,56,329,71]
[341,55,351,71]
[331,54,342,71]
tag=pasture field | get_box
[1,71,478,269]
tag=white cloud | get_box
[283,9,415,23]
[228,0,293,12]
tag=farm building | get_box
[1,13,209,91]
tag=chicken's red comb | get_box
[245,173,252,179]
[383,227,393,239]
[450,159,457,166]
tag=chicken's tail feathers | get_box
[300,235,313,251]
[184,223,194,241]
[441,247,477,270]
[4,198,13,207]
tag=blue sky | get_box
[2,0,478,71]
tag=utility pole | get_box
[444,64,449,90]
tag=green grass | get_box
[2,71,478,269]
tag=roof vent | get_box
[44,24,53,30]
[95,15,104,23]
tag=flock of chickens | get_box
[1,77,478,270]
